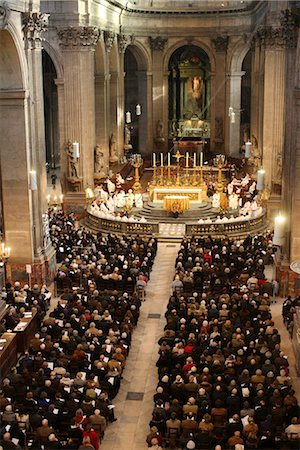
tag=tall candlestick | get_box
[186,152,189,168]
[168,153,170,167]
[200,152,203,167]
[160,153,163,167]
[153,153,156,167]
[257,169,265,191]
[193,152,196,168]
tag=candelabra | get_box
[131,154,143,193]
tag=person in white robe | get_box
[212,192,220,209]
[106,178,115,195]
[134,193,143,208]
[127,189,135,209]
[106,196,115,213]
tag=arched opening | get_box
[124,45,149,155]
[168,45,211,140]
[42,50,59,170]
[241,50,252,145]
[0,30,34,272]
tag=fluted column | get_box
[58,26,99,194]
[95,74,109,175]
[150,37,168,151]
[262,46,285,189]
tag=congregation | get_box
[0,212,157,449]
[148,234,300,450]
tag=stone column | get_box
[22,11,56,281]
[228,71,245,156]
[57,26,99,206]
[149,37,168,152]
[136,70,150,154]
[95,74,109,175]
[290,89,300,260]
[250,41,260,147]
[22,11,51,276]
[211,36,229,154]
[262,45,285,190]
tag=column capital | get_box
[211,35,229,52]
[22,11,48,49]
[104,30,115,52]
[57,26,100,49]
[118,33,134,53]
[252,9,298,49]
[0,3,10,29]
[228,71,246,79]
[149,36,168,52]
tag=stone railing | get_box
[85,211,159,236]
[186,213,267,237]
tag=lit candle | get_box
[228,106,233,117]
[273,214,285,246]
[125,111,131,123]
[186,152,189,168]
[245,141,252,158]
[231,112,236,124]
[153,153,156,167]
[200,152,203,167]
[73,142,80,158]
[257,169,265,190]
[160,153,163,167]
[135,104,141,115]
[168,153,170,167]
[193,152,196,168]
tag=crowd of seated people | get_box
[0,212,157,450]
[148,234,300,450]
[282,296,300,338]
[49,211,156,294]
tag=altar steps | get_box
[133,202,219,223]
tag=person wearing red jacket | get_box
[83,424,100,450]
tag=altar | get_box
[152,187,202,204]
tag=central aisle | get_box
[101,242,180,450]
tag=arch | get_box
[42,41,64,79]
[229,39,251,73]
[164,39,216,74]
[0,30,23,90]
[126,41,150,72]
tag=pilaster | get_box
[57,26,100,193]
[228,71,245,156]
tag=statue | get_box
[215,117,223,141]
[124,125,132,152]
[109,133,118,163]
[94,145,106,178]
[66,141,79,179]
[249,134,261,174]
[155,120,165,143]
[42,213,51,248]
[275,151,283,184]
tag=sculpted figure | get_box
[66,141,79,178]
[109,133,118,163]
[94,145,106,177]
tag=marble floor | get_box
[100,242,180,450]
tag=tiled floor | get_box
[100,242,180,450]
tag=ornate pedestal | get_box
[152,187,203,203]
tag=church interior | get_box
[0,0,300,449]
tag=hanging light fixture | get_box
[135,104,141,115]
[125,111,132,123]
